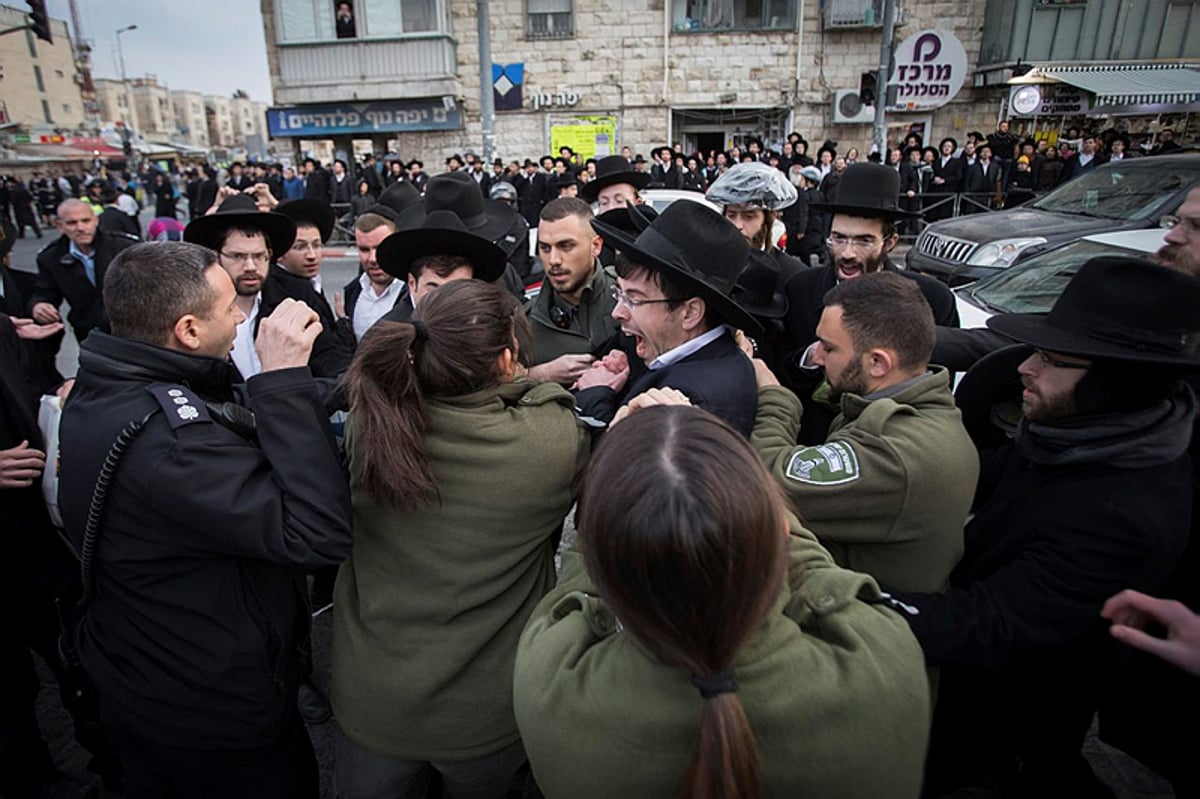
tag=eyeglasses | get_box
[610,285,674,309]
[1036,350,1092,370]
[220,250,271,265]
[289,242,322,255]
[827,233,882,251]
[1160,214,1200,235]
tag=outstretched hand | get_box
[1103,589,1200,677]
[610,387,692,427]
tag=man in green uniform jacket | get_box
[752,272,978,593]
[525,198,620,385]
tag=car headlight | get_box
[967,237,1047,268]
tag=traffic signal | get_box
[27,0,52,43]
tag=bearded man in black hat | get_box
[885,256,1200,798]
[574,201,759,435]
[185,194,347,380]
[779,161,957,443]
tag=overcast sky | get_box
[47,0,274,102]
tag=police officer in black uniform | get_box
[58,241,352,799]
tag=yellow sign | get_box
[549,115,617,161]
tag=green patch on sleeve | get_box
[784,441,861,485]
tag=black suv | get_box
[906,154,1199,286]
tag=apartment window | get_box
[527,0,573,38]
[674,0,796,31]
[33,65,45,92]
[42,99,52,123]
[279,0,439,41]
[26,30,36,59]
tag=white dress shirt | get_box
[231,295,262,379]
[352,272,404,340]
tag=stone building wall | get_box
[392,0,999,164]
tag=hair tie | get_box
[691,670,737,699]
[410,320,429,343]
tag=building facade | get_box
[0,4,86,132]
[94,78,138,130]
[259,0,1197,164]
[172,90,211,148]
[130,76,177,144]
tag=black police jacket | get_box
[60,332,352,749]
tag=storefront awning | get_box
[1035,64,1200,106]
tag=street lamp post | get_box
[115,24,138,169]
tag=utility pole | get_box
[476,0,495,164]
[871,0,898,157]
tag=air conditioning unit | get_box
[832,89,875,124]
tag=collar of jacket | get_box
[79,330,238,403]
[1017,383,1196,470]
[530,261,609,321]
[837,367,952,422]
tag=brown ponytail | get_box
[342,279,529,510]
[684,694,761,799]
[577,406,787,799]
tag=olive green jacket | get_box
[514,522,930,798]
[526,264,619,365]
[332,379,590,761]
[751,368,978,593]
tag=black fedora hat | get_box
[988,256,1200,367]
[184,194,296,256]
[396,171,520,243]
[809,162,920,219]
[733,249,788,319]
[380,180,420,210]
[594,204,658,237]
[579,155,651,203]
[375,209,506,283]
[276,198,335,242]
[592,202,761,335]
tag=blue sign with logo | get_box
[267,98,463,137]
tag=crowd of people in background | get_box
[0,121,1185,251]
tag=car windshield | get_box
[967,239,1152,315]
[1029,161,1200,221]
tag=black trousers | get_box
[105,709,319,799]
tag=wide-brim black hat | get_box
[592,202,761,335]
[809,162,920,219]
[953,343,1029,449]
[276,198,335,242]
[396,171,521,243]
[594,204,658,236]
[733,249,788,319]
[366,180,422,222]
[580,155,651,203]
[987,256,1200,367]
[184,194,296,256]
[376,209,506,283]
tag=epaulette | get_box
[145,384,212,429]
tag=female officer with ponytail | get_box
[515,404,930,798]
[331,272,589,798]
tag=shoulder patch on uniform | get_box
[784,441,860,485]
[146,384,212,429]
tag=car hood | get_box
[929,208,1117,242]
